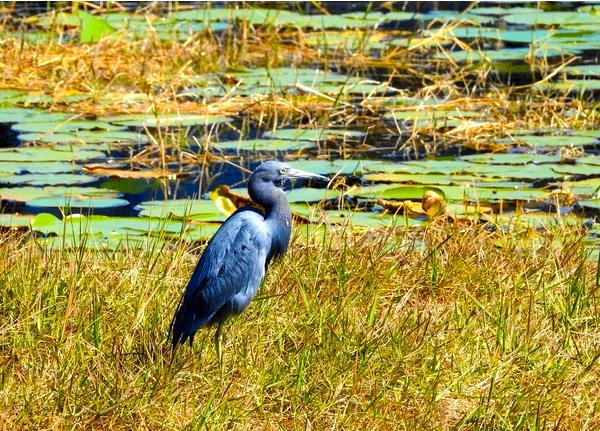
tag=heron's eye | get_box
[279,168,288,175]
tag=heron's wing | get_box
[170,208,271,347]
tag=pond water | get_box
[0,3,598,256]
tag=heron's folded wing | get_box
[170,209,270,345]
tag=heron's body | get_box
[170,161,326,350]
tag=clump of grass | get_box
[0,223,598,429]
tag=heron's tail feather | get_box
[169,297,215,350]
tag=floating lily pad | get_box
[436,46,577,63]
[364,173,495,185]
[504,11,600,26]
[13,111,77,122]
[564,64,600,77]
[102,113,232,128]
[263,128,365,141]
[381,11,425,22]
[0,213,33,228]
[135,199,226,221]
[284,187,340,203]
[322,210,418,227]
[303,31,388,50]
[577,155,600,165]
[215,139,316,151]
[569,178,600,196]
[289,159,388,175]
[0,174,96,186]
[11,120,123,133]
[26,196,129,209]
[0,107,33,123]
[0,147,105,162]
[460,153,562,164]
[384,109,481,129]
[551,164,600,176]
[579,199,600,210]
[19,129,150,144]
[455,186,547,202]
[422,11,495,25]
[0,161,80,174]
[351,185,445,200]
[449,27,551,44]
[32,213,181,237]
[35,234,167,251]
[469,7,543,16]
[501,134,598,147]
[0,186,117,203]
[538,79,600,92]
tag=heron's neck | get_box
[248,180,291,260]
[265,194,292,261]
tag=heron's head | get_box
[250,160,329,189]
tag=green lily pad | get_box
[460,153,562,164]
[364,173,496,185]
[501,135,598,147]
[0,147,105,162]
[436,46,577,63]
[455,186,546,202]
[384,109,481,129]
[11,120,124,133]
[79,10,117,43]
[504,11,600,26]
[577,155,600,165]
[289,159,386,175]
[0,89,26,103]
[101,113,232,128]
[32,213,182,237]
[35,234,167,251]
[322,210,419,227]
[0,174,96,186]
[564,64,600,76]
[469,7,543,16]
[0,213,33,228]
[569,178,600,196]
[537,79,600,92]
[352,185,445,200]
[381,11,425,22]
[302,32,387,50]
[0,186,117,203]
[422,11,495,25]
[579,199,600,210]
[263,128,365,141]
[173,223,222,241]
[0,161,79,174]
[19,129,150,144]
[215,139,316,151]
[135,199,225,221]
[449,27,552,44]
[284,187,340,203]
[27,196,129,209]
[354,183,545,202]
[551,164,600,176]
[0,107,33,122]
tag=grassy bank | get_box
[0,223,598,430]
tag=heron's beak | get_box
[285,168,329,182]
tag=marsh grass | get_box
[1,222,598,429]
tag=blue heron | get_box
[170,160,328,355]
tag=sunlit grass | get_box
[0,223,598,429]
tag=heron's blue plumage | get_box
[169,160,328,350]
[170,207,271,347]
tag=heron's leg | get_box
[214,321,224,363]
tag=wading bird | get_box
[170,160,328,356]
